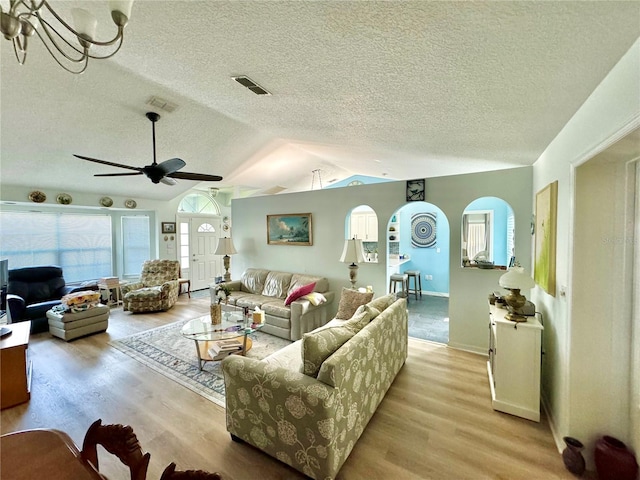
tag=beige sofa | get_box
[210,268,335,341]
[222,293,408,480]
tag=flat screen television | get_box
[0,258,8,289]
[0,258,7,313]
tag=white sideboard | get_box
[487,304,543,422]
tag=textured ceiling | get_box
[1,1,639,201]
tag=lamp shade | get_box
[214,237,237,256]
[71,8,98,39]
[339,239,365,265]
[499,266,535,290]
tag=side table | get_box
[98,281,127,307]
[1,320,32,409]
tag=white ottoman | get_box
[46,304,110,341]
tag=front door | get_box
[189,217,222,291]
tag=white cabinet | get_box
[350,212,378,241]
[487,304,543,422]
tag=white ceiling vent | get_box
[232,76,271,96]
[146,96,178,113]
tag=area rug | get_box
[109,318,292,407]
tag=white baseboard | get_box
[422,291,449,298]
[447,341,487,356]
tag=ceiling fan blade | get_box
[74,154,142,172]
[160,177,177,186]
[168,171,223,182]
[157,158,186,175]
[94,172,144,177]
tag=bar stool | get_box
[389,273,409,303]
[405,270,422,300]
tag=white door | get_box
[189,217,222,291]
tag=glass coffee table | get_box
[181,307,264,370]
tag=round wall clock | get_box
[99,196,113,207]
[124,199,137,209]
[56,193,72,205]
[29,190,46,203]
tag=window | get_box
[122,216,150,276]
[0,211,112,282]
[179,221,189,270]
[464,212,492,261]
[178,193,220,214]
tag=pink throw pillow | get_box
[285,282,316,306]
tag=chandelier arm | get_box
[10,0,47,16]
[31,26,89,73]
[41,1,125,48]
[12,38,26,64]
[85,34,124,60]
[32,17,88,63]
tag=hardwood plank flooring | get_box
[1,296,588,479]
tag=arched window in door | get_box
[198,223,215,233]
[178,193,221,215]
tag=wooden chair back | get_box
[160,462,222,480]
[81,419,150,480]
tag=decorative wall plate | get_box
[222,215,230,224]
[99,196,113,207]
[223,224,230,232]
[124,199,137,209]
[56,193,72,205]
[28,190,46,203]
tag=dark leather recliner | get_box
[6,265,77,333]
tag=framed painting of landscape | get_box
[267,213,313,246]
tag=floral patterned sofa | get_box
[121,260,180,313]
[211,268,335,341]
[222,292,408,480]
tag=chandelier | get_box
[0,0,133,74]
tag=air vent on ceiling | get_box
[146,96,179,113]
[232,76,271,96]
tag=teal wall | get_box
[395,203,450,295]
[465,196,514,267]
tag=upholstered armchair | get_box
[122,260,180,313]
[6,265,79,333]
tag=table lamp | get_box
[498,266,535,322]
[339,238,365,289]
[214,237,237,282]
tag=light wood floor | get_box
[1,295,587,480]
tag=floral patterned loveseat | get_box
[121,260,180,313]
[222,293,408,480]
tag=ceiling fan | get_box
[74,112,223,185]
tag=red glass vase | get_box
[594,435,638,480]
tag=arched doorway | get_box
[387,202,450,344]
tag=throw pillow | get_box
[368,293,397,312]
[284,282,316,306]
[302,292,327,306]
[341,306,372,333]
[301,326,355,377]
[335,287,374,320]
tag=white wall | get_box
[231,166,532,354]
[531,38,640,457]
